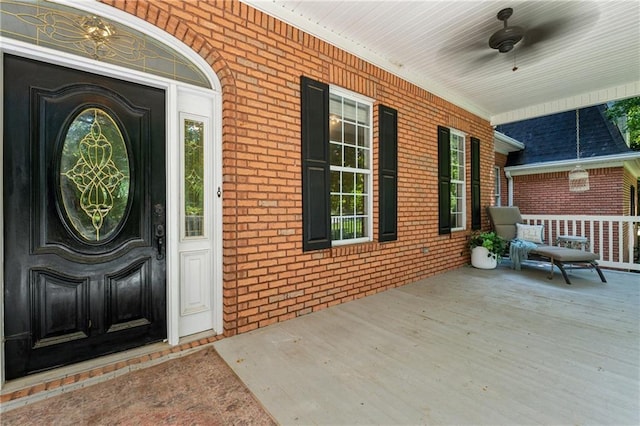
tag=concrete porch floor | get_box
[215,263,640,425]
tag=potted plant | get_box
[469,231,506,269]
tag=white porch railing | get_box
[521,214,640,272]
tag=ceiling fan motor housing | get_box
[489,27,525,52]
[489,7,525,53]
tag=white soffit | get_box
[242,0,640,124]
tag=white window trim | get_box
[329,87,373,246]
[450,128,466,232]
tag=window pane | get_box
[331,194,341,215]
[329,94,342,115]
[342,171,354,193]
[330,118,342,142]
[452,212,463,229]
[330,142,342,166]
[344,122,356,145]
[450,189,458,212]
[355,195,365,214]
[184,119,205,237]
[341,217,355,239]
[357,104,369,125]
[357,125,368,146]
[343,195,355,215]
[331,216,341,240]
[356,148,368,169]
[330,170,340,192]
[355,173,365,194]
[355,217,366,238]
[457,163,464,181]
[343,98,357,121]
[344,145,356,168]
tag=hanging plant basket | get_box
[568,110,590,193]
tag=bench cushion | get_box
[532,245,599,262]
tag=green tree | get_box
[606,97,640,151]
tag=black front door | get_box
[3,55,166,380]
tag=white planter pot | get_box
[471,246,498,269]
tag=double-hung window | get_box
[450,129,466,231]
[329,90,372,244]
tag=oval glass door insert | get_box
[60,108,130,242]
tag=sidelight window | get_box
[182,117,206,238]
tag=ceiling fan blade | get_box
[522,9,600,50]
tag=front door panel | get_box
[4,55,166,379]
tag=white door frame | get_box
[0,0,223,387]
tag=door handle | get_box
[155,224,165,260]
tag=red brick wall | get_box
[102,0,495,335]
[513,167,629,260]
[513,168,625,215]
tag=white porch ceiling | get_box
[242,0,640,124]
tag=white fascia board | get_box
[491,81,640,125]
[505,152,640,176]
[494,131,525,154]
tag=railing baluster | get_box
[618,220,624,264]
[627,220,635,264]
[589,220,595,256]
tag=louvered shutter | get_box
[471,137,481,230]
[301,76,331,251]
[379,105,398,242]
[437,126,451,235]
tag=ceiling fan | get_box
[485,5,599,71]
[437,3,600,75]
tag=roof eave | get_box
[504,152,640,177]
[494,131,525,155]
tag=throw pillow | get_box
[516,223,544,244]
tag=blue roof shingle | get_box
[496,105,630,166]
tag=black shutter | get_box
[437,126,451,235]
[301,76,331,251]
[379,105,398,242]
[471,137,481,230]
